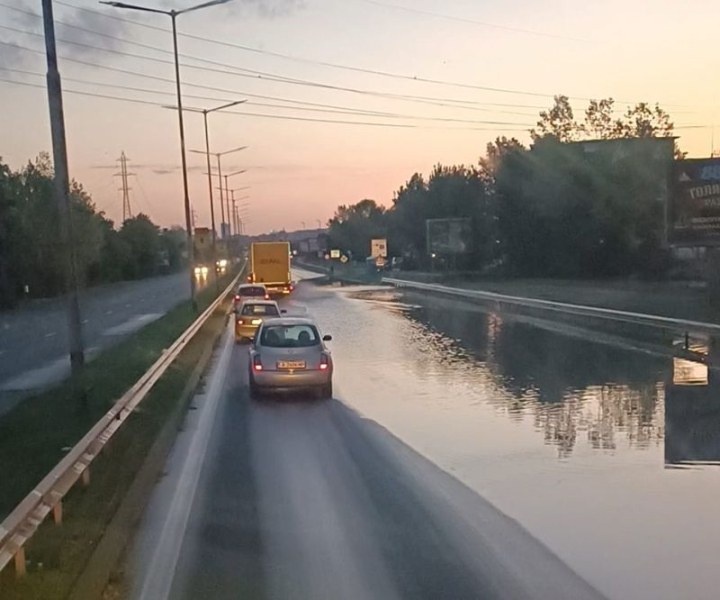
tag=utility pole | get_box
[224,174,231,236]
[41,0,85,380]
[216,155,225,238]
[230,189,236,237]
[169,12,197,311]
[116,151,133,222]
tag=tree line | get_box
[327,96,681,277]
[0,153,186,308]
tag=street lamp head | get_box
[99,1,169,15]
[177,0,233,15]
[162,104,205,113]
[209,99,247,113]
[219,145,248,156]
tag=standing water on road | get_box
[300,278,720,600]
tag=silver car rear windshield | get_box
[260,324,320,348]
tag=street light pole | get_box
[216,155,225,237]
[169,12,197,311]
[224,174,231,235]
[223,170,247,236]
[201,111,219,292]
[41,0,85,379]
[101,0,233,312]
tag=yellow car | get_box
[235,300,284,343]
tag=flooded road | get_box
[299,273,720,600]
[133,271,720,600]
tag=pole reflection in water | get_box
[665,338,720,467]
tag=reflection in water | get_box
[397,294,670,458]
[665,341,720,466]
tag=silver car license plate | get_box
[277,360,306,370]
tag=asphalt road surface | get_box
[131,277,605,600]
[0,272,203,414]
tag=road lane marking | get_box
[44,332,57,338]
[136,330,234,600]
[0,357,69,392]
[102,314,163,336]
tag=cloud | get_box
[55,4,130,59]
[0,2,131,70]
[0,42,32,73]
[230,0,306,18]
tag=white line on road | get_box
[44,332,57,338]
[105,310,113,315]
[82,319,89,324]
[102,314,163,336]
[136,330,234,600]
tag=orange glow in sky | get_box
[1,0,719,233]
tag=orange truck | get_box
[248,241,294,296]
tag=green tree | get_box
[327,199,387,259]
[118,213,160,279]
[531,95,579,142]
[495,136,670,277]
[0,159,18,307]
[583,98,617,139]
[159,226,187,271]
[615,102,674,139]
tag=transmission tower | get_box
[115,151,133,222]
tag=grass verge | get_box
[0,269,239,599]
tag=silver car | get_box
[248,317,333,399]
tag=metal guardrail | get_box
[0,268,243,578]
[382,277,720,337]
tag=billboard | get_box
[426,218,472,255]
[571,137,675,246]
[671,158,720,245]
[371,238,387,258]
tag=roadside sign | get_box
[671,158,720,245]
[330,249,341,259]
[375,256,386,268]
[371,238,387,258]
[340,255,349,264]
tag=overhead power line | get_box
[351,0,587,42]
[0,40,538,126]
[0,76,537,131]
[3,67,535,126]
[1,0,657,107]
[43,0,571,104]
[0,18,550,113]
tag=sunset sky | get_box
[1,0,719,234]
